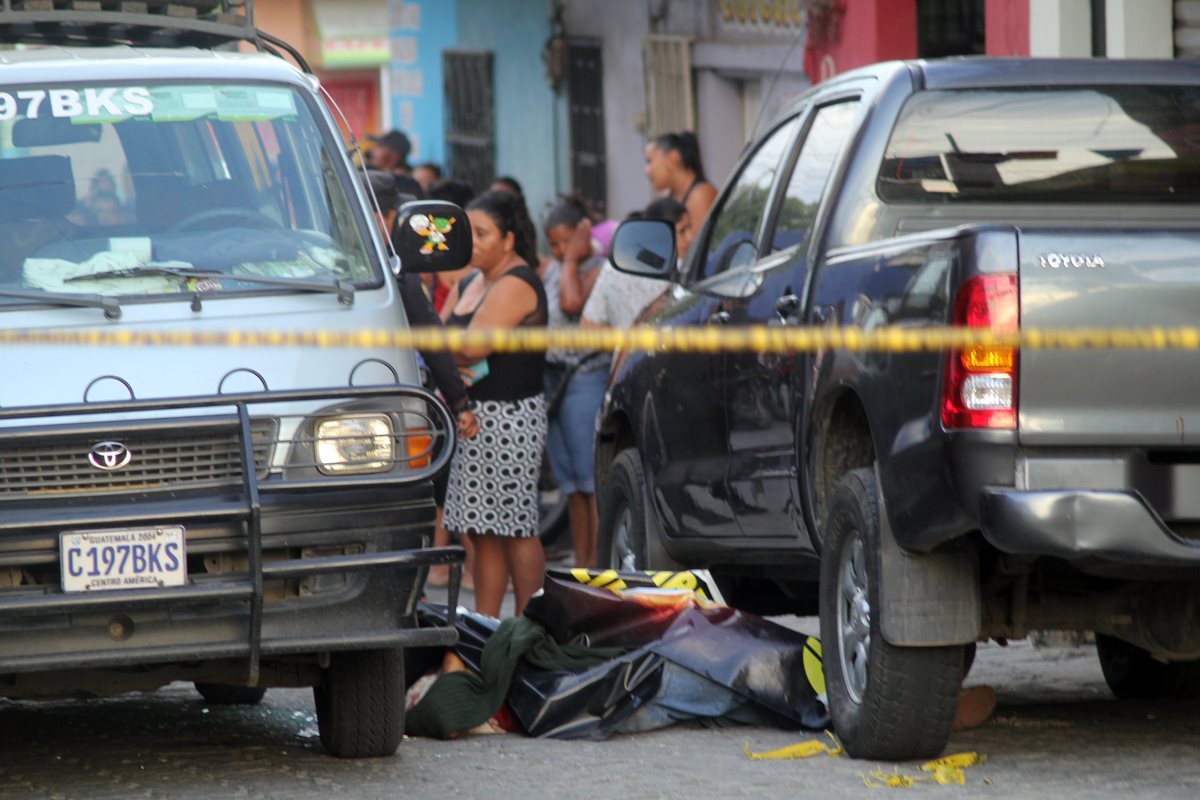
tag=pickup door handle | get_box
[775,293,800,318]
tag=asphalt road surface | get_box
[4,624,1200,799]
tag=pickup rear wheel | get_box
[597,448,649,571]
[1096,634,1200,699]
[194,682,266,705]
[820,468,963,760]
[313,648,405,758]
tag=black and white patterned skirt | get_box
[443,395,547,538]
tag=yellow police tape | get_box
[743,739,988,789]
[743,731,844,760]
[5,324,1200,352]
[861,752,988,789]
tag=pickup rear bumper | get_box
[980,489,1200,566]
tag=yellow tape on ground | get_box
[5,325,1200,352]
[860,752,987,789]
[744,731,844,760]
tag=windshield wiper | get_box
[65,266,355,307]
[0,288,121,320]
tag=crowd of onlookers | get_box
[363,126,718,617]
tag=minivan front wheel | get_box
[597,449,649,571]
[819,468,963,760]
[313,648,405,758]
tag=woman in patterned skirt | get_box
[440,190,548,616]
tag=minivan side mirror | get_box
[609,219,676,280]
[393,200,473,273]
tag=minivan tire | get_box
[597,448,649,572]
[819,468,963,760]
[313,648,405,758]
[1096,633,1200,700]
[194,682,266,705]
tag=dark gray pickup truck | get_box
[599,58,1200,759]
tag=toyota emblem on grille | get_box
[88,441,132,471]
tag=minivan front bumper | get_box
[0,385,463,680]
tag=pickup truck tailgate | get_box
[1019,229,1200,446]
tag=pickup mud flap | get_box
[876,467,980,646]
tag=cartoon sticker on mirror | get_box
[409,214,456,255]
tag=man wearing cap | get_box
[369,129,412,173]
[368,129,424,200]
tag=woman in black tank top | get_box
[644,130,718,228]
[439,190,548,617]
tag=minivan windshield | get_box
[879,86,1200,204]
[0,82,377,305]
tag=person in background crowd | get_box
[490,174,525,199]
[414,162,442,193]
[642,196,696,264]
[369,129,413,173]
[489,174,545,275]
[541,195,609,569]
[644,131,718,229]
[426,177,477,312]
[440,190,548,617]
[429,177,475,210]
[369,129,424,199]
[580,198,683,334]
[363,169,480,590]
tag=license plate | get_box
[59,526,187,593]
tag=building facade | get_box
[255,0,392,142]
[258,1,1193,249]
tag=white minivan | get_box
[0,2,468,758]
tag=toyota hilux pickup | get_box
[0,2,467,758]
[600,57,1200,759]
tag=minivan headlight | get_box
[315,414,394,474]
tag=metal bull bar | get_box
[0,384,463,683]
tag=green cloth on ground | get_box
[407,615,622,739]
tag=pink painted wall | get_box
[984,0,1030,56]
[804,0,918,83]
[251,0,319,65]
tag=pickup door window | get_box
[644,114,802,544]
[693,116,801,285]
[723,99,860,539]
[769,101,860,253]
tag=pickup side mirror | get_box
[393,200,473,273]
[609,219,676,280]
[696,239,760,299]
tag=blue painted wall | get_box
[389,0,457,168]
[456,0,558,240]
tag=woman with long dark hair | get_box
[644,130,718,228]
[440,190,548,616]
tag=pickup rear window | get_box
[878,86,1200,204]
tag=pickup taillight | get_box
[941,273,1018,430]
